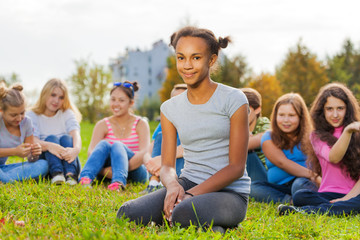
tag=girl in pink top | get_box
[79,81,150,191]
[279,83,360,216]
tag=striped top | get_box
[104,117,140,153]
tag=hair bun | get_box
[11,83,23,92]
[218,36,231,49]
[131,81,139,92]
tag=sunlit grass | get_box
[1,121,359,239]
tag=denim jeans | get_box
[293,189,360,215]
[152,132,184,177]
[246,151,267,182]
[79,140,148,185]
[42,135,81,177]
[250,177,318,203]
[0,160,48,183]
[118,177,249,228]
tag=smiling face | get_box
[1,104,26,128]
[175,36,217,88]
[44,87,64,116]
[110,88,133,117]
[324,96,346,128]
[276,103,300,134]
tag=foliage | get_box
[136,96,161,121]
[327,39,360,99]
[247,73,283,118]
[158,55,183,103]
[69,58,113,123]
[2,121,360,239]
[276,40,329,105]
[212,54,251,88]
[0,72,21,85]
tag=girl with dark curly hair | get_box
[279,83,360,216]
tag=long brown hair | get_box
[307,83,360,180]
[270,93,312,154]
[31,78,82,122]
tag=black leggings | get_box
[117,177,249,228]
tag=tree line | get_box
[160,39,360,118]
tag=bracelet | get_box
[185,191,194,197]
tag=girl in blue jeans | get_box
[251,93,320,203]
[27,78,82,185]
[0,82,48,183]
[79,81,149,191]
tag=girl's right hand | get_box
[163,182,185,223]
[15,143,31,158]
[47,143,66,159]
[345,121,360,133]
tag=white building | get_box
[110,40,172,107]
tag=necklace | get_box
[119,127,126,138]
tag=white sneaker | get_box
[65,175,78,186]
[51,174,65,185]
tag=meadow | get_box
[1,121,359,239]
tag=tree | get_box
[247,73,283,118]
[327,39,360,99]
[158,55,183,102]
[136,96,161,121]
[0,72,21,86]
[276,40,329,105]
[212,54,251,88]
[69,59,113,123]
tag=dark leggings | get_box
[117,177,249,228]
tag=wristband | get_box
[185,191,194,197]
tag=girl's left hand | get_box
[61,148,78,163]
[330,196,350,203]
[345,121,360,133]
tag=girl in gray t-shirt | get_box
[0,82,48,183]
[118,26,250,232]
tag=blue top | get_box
[261,131,307,185]
[0,115,33,165]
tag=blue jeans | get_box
[0,160,48,183]
[152,132,184,177]
[80,140,148,185]
[250,177,318,203]
[293,189,360,215]
[246,151,267,182]
[42,135,81,177]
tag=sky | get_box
[1,0,360,97]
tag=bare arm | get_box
[331,178,360,203]
[128,119,150,171]
[185,105,249,196]
[248,132,263,150]
[262,139,314,179]
[160,112,182,221]
[329,121,360,163]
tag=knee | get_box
[45,135,59,143]
[117,200,141,224]
[112,141,126,149]
[292,189,312,206]
[98,140,111,149]
[59,135,73,147]
[172,202,196,227]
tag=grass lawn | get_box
[1,121,359,239]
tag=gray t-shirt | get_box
[0,115,33,165]
[161,83,251,194]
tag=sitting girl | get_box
[79,81,149,191]
[251,93,319,203]
[118,26,250,232]
[279,83,360,215]
[0,82,48,183]
[27,78,82,185]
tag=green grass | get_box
[1,121,359,239]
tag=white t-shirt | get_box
[27,109,80,140]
